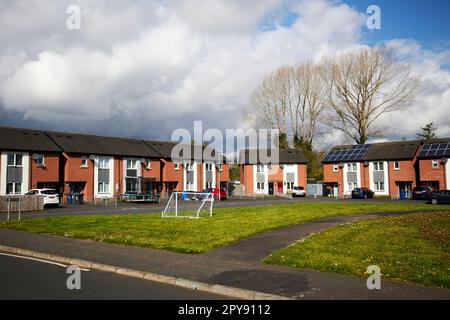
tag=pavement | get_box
[1,210,449,300]
[0,253,227,300]
[0,196,432,221]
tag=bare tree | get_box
[250,63,325,150]
[322,47,420,144]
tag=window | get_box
[98,182,109,194]
[205,163,213,171]
[174,163,180,170]
[218,164,223,172]
[432,160,439,169]
[99,157,110,169]
[257,182,265,190]
[374,181,385,191]
[7,154,22,167]
[147,160,152,170]
[286,182,294,190]
[127,160,137,169]
[333,165,339,172]
[81,157,88,167]
[185,163,194,171]
[394,161,400,170]
[373,162,384,171]
[347,163,357,172]
[7,183,22,195]
[256,165,264,173]
[34,154,44,166]
[348,182,357,191]
[205,181,213,189]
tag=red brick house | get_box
[47,131,161,202]
[322,140,422,198]
[145,140,230,198]
[239,149,308,195]
[417,138,450,190]
[0,127,62,195]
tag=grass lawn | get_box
[264,212,450,288]
[1,202,449,254]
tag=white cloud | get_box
[0,0,448,145]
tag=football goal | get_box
[162,192,214,219]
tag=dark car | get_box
[429,190,450,205]
[351,188,374,199]
[412,186,434,200]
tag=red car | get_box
[203,188,227,201]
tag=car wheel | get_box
[431,198,438,205]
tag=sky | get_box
[0,0,449,151]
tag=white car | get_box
[26,189,60,206]
[290,186,306,197]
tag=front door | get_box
[268,182,274,195]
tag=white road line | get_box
[0,252,90,271]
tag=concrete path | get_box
[1,210,449,300]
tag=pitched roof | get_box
[322,140,422,163]
[364,140,422,161]
[145,140,227,163]
[46,131,159,158]
[417,138,450,159]
[239,149,308,165]
[0,127,61,153]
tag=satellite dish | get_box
[339,162,345,168]
[443,158,448,164]
[31,153,40,160]
[364,161,370,166]
[89,155,96,161]
[140,158,147,165]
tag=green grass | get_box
[264,212,450,288]
[1,202,448,254]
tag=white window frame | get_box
[347,163,357,172]
[99,157,110,169]
[81,156,88,168]
[393,161,400,171]
[34,154,44,166]
[256,165,264,173]
[333,165,339,172]
[257,182,265,191]
[374,181,385,191]
[373,161,384,171]
[147,160,152,170]
[174,162,180,170]
[7,154,22,167]
[98,182,110,194]
[432,160,439,169]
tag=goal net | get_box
[162,192,214,219]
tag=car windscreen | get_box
[41,190,57,195]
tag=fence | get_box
[0,195,44,219]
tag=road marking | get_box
[0,252,90,271]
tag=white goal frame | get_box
[161,192,214,219]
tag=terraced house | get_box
[0,126,229,201]
[239,149,308,195]
[323,140,423,198]
[417,138,450,190]
[0,127,62,195]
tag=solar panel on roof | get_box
[324,144,371,162]
[420,143,450,158]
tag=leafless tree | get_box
[250,63,325,150]
[321,47,420,144]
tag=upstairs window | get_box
[393,161,400,170]
[333,165,339,172]
[81,156,88,167]
[7,154,22,167]
[347,163,357,172]
[34,154,44,166]
[432,160,439,169]
[373,162,384,171]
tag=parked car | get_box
[412,186,434,200]
[26,189,60,207]
[351,188,374,199]
[290,186,306,197]
[202,188,227,201]
[429,190,450,205]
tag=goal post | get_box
[162,192,214,219]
